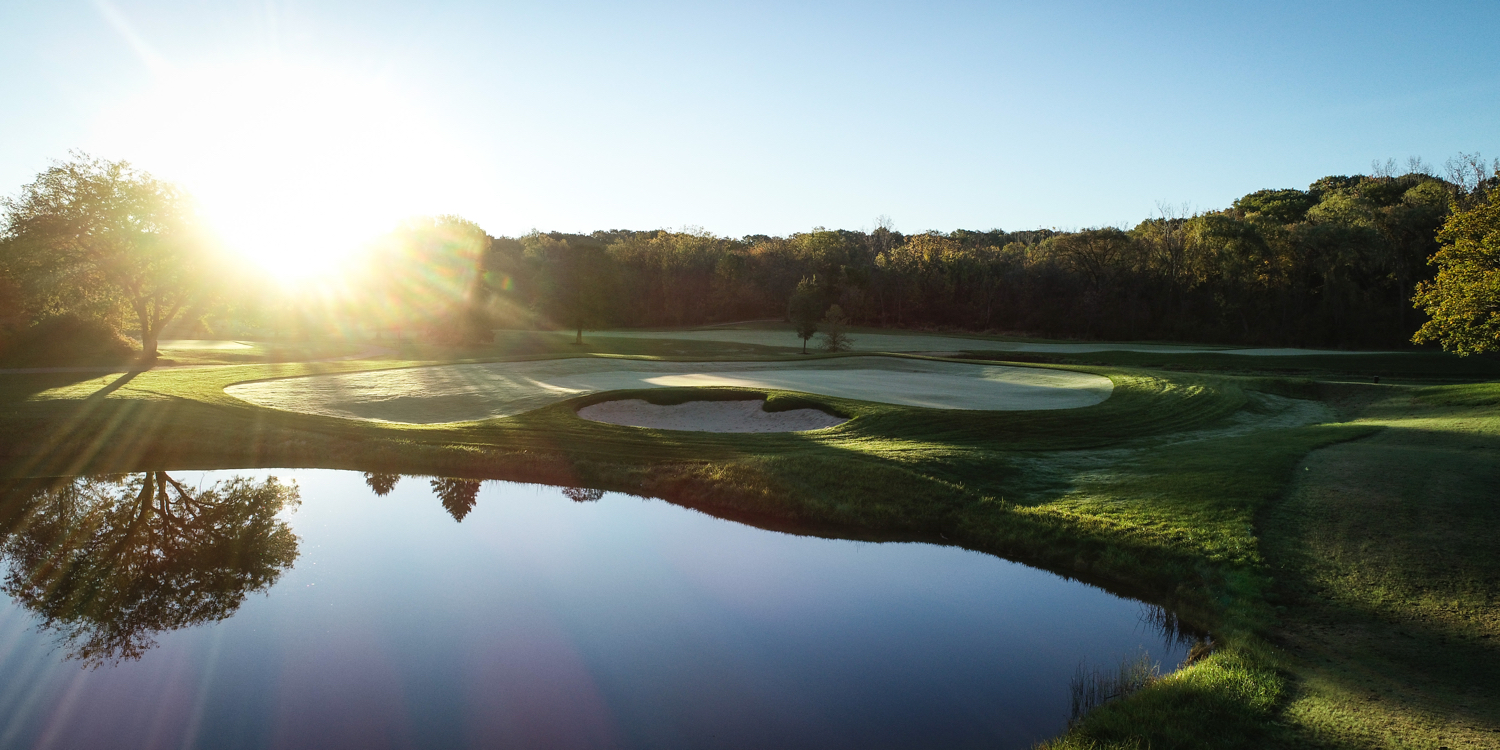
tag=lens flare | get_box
[92,61,475,283]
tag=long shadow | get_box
[1259,420,1500,740]
[83,368,148,402]
[0,371,110,403]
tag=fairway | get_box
[546,328,1387,356]
[225,356,1114,424]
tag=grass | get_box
[958,349,1500,383]
[1260,386,1500,749]
[0,330,1495,748]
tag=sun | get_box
[94,61,472,283]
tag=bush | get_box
[0,314,138,366]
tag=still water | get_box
[0,469,1190,749]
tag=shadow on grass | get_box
[1258,417,1500,746]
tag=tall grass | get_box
[1070,651,1162,724]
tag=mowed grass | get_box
[1260,384,1500,749]
[0,331,1496,749]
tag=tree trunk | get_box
[575,326,583,345]
[138,309,158,358]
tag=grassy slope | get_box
[1262,384,1500,749]
[0,333,1495,748]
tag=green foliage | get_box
[0,313,137,366]
[362,215,494,344]
[1233,188,1319,224]
[459,166,1462,350]
[0,153,219,356]
[787,277,823,353]
[1411,182,1500,354]
[819,304,853,352]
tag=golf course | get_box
[3,13,1499,740]
[2,321,1496,748]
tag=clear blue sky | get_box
[2,0,1497,244]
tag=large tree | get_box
[1,154,215,357]
[1412,181,1500,354]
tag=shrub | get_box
[0,314,137,366]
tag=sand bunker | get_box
[226,356,1114,424]
[578,399,847,432]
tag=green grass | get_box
[1259,386,1500,749]
[958,349,1500,382]
[0,330,1495,748]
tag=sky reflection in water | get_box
[0,469,1189,749]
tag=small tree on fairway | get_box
[787,276,823,354]
[819,304,854,352]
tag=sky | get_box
[1,0,1497,266]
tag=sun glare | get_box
[94,61,472,283]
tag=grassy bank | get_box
[0,337,1494,748]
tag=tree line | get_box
[481,155,1497,350]
[3,153,1499,357]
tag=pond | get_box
[0,469,1192,749]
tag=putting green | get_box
[226,356,1114,424]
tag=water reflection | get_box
[362,471,400,496]
[0,470,1195,749]
[430,477,482,521]
[0,472,300,665]
[364,472,607,519]
[562,487,605,503]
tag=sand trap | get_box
[227,356,1113,424]
[578,398,847,432]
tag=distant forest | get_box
[483,156,1497,348]
[4,154,1498,357]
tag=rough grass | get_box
[0,332,1495,748]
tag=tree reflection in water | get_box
[429,478,481,522]
[362,472,601,519]
[363,472,401,496]
[562,487,604,503]
[0,472,300,666]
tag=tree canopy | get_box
[787,277,824,353]
[0,154,219,356]
[4,153,1494,354]
[1412,181,1500,354]
[470,166,1478,350]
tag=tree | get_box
[363,216,493,344]
[1412,181,1500,354]
[787,276,824,354]
[1,154,217,358]
[0,472,300,665]
[529,234,612,344]
[819,304,854,352]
